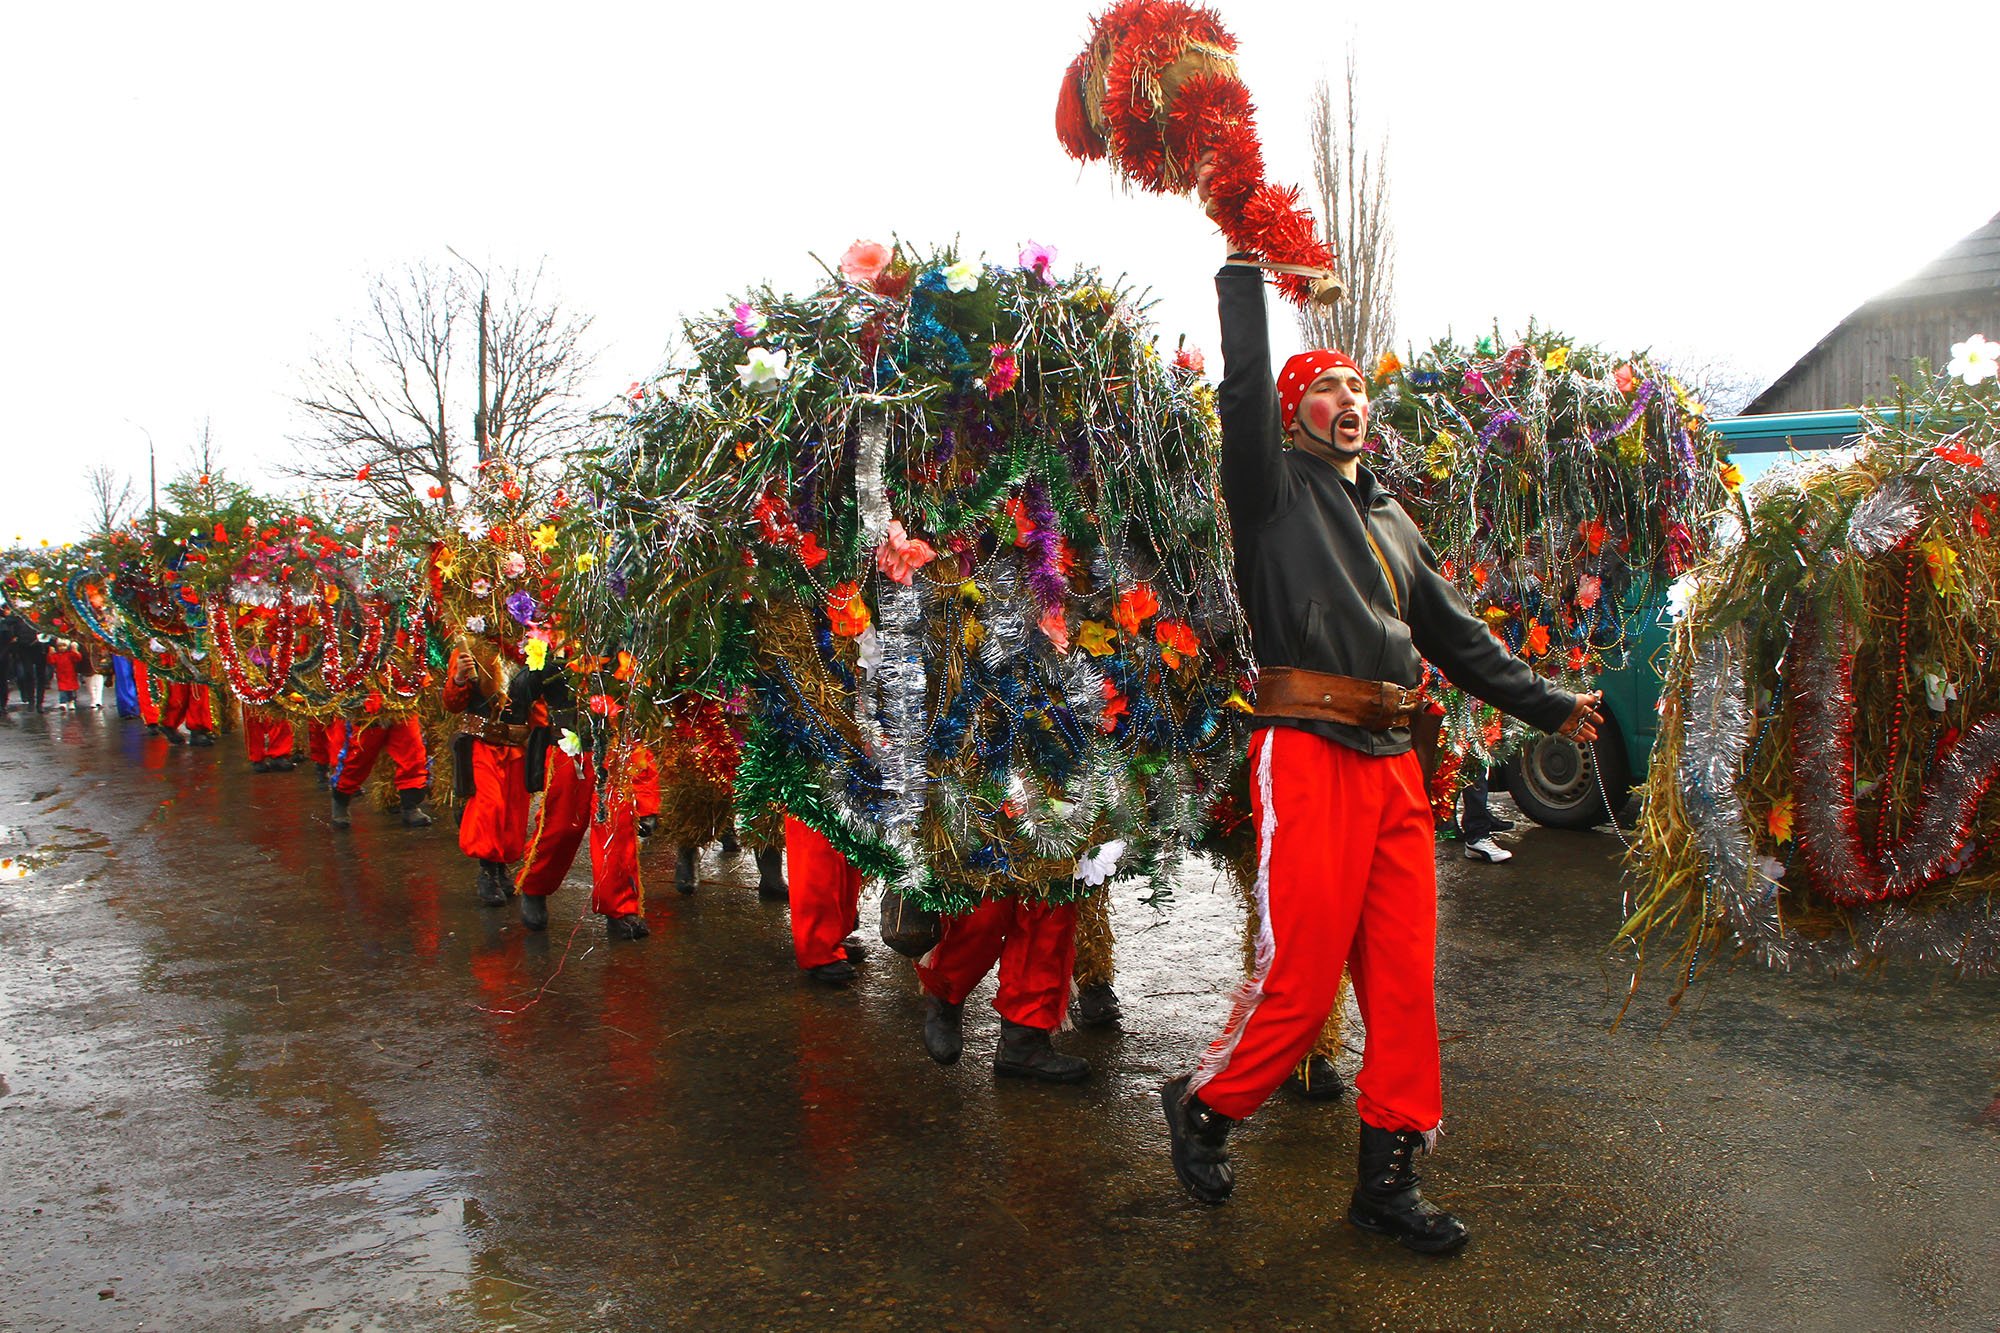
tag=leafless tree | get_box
[1298,54,1396,368]
[1661,352,1763,418]
[288,260,596,508]
[82,464,136,538]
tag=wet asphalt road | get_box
[1,707,1996,1332]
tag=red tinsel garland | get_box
[207,596,299,705]
[1056,0,1336,306]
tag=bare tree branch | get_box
[1299,53,1396,368]
[82,464,136,539]
[286,259,595,508]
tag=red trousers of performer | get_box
[459,742,530,864]
[784,815,862,968]
[1188,727,1441,1134]
[132,662,162,726]
[163,683,214,734]
[307,721,333,767]
[243,710,295,762]
[330,717,430,797]
[515,747,640,918]
[916,896,1078,1031]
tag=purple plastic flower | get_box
[505,590,539,625]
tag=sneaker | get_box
[1463,838,1512,863]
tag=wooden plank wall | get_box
[1756,296,2000,413]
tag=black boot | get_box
[315,763,330,788]
[270,755,296,772]
[399,788,432,827]
[806,958,856,986]
[165,728,186,745]
[719,831,740,857]
[1347,1124,1469,1256]
[476,860,511,907]
[1160,1074,1235,1204]
[251,758,274,773]
[755,845,787,901]
[606,912,650,941]
[994,1020,1090,1084]
[519,894,549,932]
[674,845,697,894]
[329,792,352,828]
[189,730,215,747]
[1072,981,1122,1027]
[921,995,963,1065]
[839,934,869,964]
[1284,1053,1347,1102]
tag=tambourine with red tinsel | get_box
[1056,0,1341,307]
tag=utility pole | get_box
[449,246,494,469]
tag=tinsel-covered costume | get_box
[1168,264,1584,1251]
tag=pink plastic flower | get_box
[839,240,892,287]
[731,302,767,339]
[502,551,527,578]
[1463,369,1489,397]
[1018,242,1057,283]
[1038,606,1070,652]
[987,344,1019,398]
[875,520,936,585]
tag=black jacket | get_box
[1216,265,1575,756]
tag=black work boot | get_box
[605,913,650,941]
[476,860,511,907]
[1160,1074,1235,1204]
[1073,981,1122,1027]
[921,995,963,1066]
[719,831,741,857]
[1284,1053,1347,1102]
[399,789,432,827]
[519,894,549,932]
[674,845,698,894]
[839,934,869,964]
[806,958,856,986]
[329,792,352,828]
[165,728,186,745]
[315,763,330,788]
[189,730,215,747]
[270,755,296,772]
[251,758,274,773]
[755,845,787,901]
[1347,1124,1469,1256]
[994,1020,1090,1084]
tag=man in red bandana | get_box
[1159,158,1604,1257]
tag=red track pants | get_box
[132,662,162,726]
[459,742,530,864]
[515,747,640,918]
[784,815,862,968]
[916,896,1078,1031]
[329,717,430,796]
[163,683,214,734]
[1188,727,1441,1134]
[307,721,333,767]
[243,710,295,762]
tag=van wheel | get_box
[1501,724,1631,830]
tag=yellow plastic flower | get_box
[1718,461,1743,494]
[524,638,549,671]
[1544,347,1569,372]
[574,550,597,572]
[1077,620,1117,657]
[1921,535,1960,594]
[531,523,559,553]
[1766,795,1794,844]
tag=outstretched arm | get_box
[1201,154,1290,538]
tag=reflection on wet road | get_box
[2,708,1997,1330]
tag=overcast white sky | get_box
[4,0,1994,542]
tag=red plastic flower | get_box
[356,465,372,481]
[839,240,892,287]
[1578,519,1607,556]
[827,582,871,638]
[1155,618,1199,668]
[1099,678,1129,733]
[1934,442,1985,468]
[798,532,829,569]
[1005,495,1036,547]
[1113,582,1160,637]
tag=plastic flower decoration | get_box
[855,624,882,676]
[1766,794,1794,844]
[531,523,559,553]
[797,532,829,569]
[1038,606,1071,652]
[1155,618,1199,668]
[875,520,936,585]
[1663,573,1699,623]
[1098,679,1129,733]
[1947,334,2000,387]
[941,259,981,293]
[471,578,492,598]
[1112,582,1160,637]
[501,551,527,578]
[1718,460,1744,494]
[524,637,549,671]
[1544,346,1570,373]
[987,344,1020,398]
[1073,838,1128,887]
[557,728,583,758]
[839,240,892,286]
[736,346,792,394]
[827,581,871,638]
[1018,242,1057,283]
[505,591,539,625]
[465,615,487,634]
[1077,619,1117,657]
[731,302,768,339]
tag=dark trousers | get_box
[1459,765,1498,842]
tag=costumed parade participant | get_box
[782,815,870,985]
[509,660,656,941]
[915,891,1087,1083]
[161,679,217,746]
[328,709,433,827]
[442,642,535,906]
[1155,153,1604,1257]
[242,705,296,771]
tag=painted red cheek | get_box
[1305,398,1337,433]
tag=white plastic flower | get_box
[558,728,582,757]
[465,615,487,634]
[855,625,881,677]
[1073,838,1128,887]
[1923,671,1959,713]
[1948,334,2000,387]
[1663,573,1700,623]
[735,347,791,394]
[942,260,981,294]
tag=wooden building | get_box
[1747,211,2000,414]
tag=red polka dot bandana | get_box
[1277,349,1361,431]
